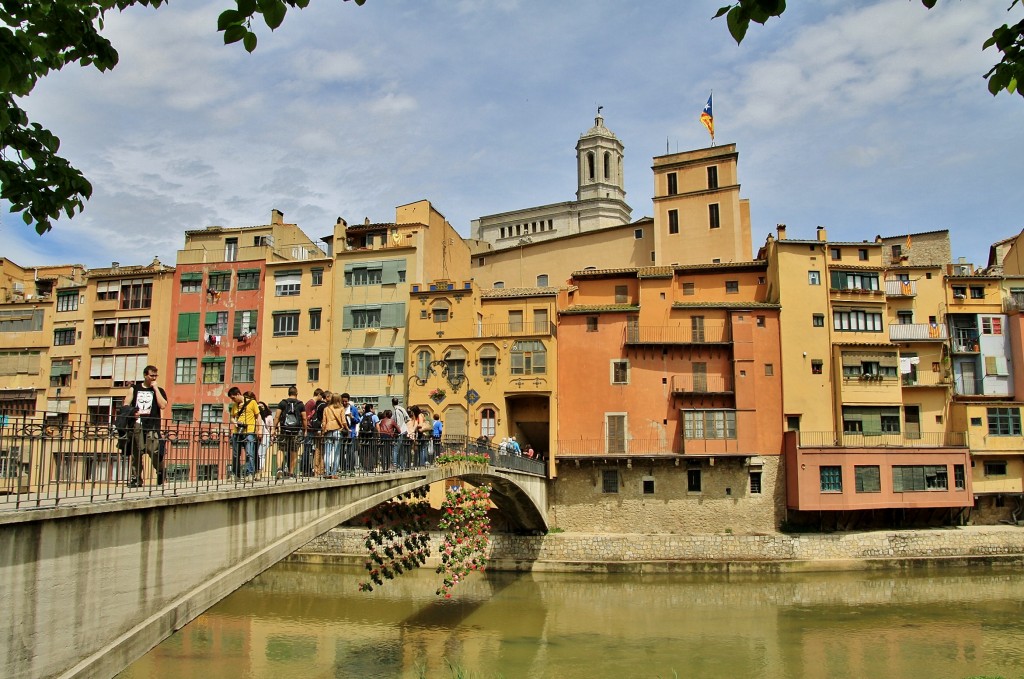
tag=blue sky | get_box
[4,0,1021,270]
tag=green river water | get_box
[119,561,1024,678]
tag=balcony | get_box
[951,331,980,354]
[888,323,947,342]
[624,323,729,345]
[117,336,150,348]
[885,279,917,297]
[670,374,734,395]
[797,431,967,448]
[476,321,554,338]
[555,438,677,457]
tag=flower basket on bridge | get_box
[435,451,490,466]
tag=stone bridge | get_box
[0,463,546,679]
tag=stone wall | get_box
[546,456,785,534]
[301,525,1024,570]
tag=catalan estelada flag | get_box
[700,93,714,142]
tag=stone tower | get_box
[576,109,627,205]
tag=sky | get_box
[3,0,1021,270]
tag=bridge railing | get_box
[0,416,544,510]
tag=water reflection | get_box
[120,563,1024,678]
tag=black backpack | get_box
[282,399,301,432]
[358,413,377,437]
[309,401,326,431]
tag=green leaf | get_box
[218,10,243,31]
[713,5,733,19]
[263,0,287,30]
[727,6,750,44]
[223,25,247,44]
[238,0,257,15]
[243,31,258,53]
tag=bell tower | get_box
[576,107,626,204]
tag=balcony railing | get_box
[625,323,729,345]
[951,331,980,353]
[884,279,917,297]
[797,431,967,448]
[476,321,554,338]
[670,374,734,394]
[889,323,947,341]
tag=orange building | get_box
[551,261,784,533]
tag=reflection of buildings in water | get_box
[126,613,252,677]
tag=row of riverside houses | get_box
[2,113,1024,530]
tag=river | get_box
[119,561,1024,678]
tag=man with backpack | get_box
[391,397,410,471]
[357,402,380,472]
[275,386,305,479]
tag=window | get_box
[275,272,301,296]
[897,310,914,325]
[808,271,821,285]
[855,466,881,493]
[180,274,202,294]
[987,407,1021,436]
[892,465,948,491]
[445,351,466,380]
[307,360,320,382]
[96,281,119,301]
[668,209,679,235]
[611,360,629,384]
[749,471,762,494]
[311,268,323,286]
[273,311,299,337]
[984,460,1007,477]
[49,360,73,388]
[643,478,655,495]
[725,280,739,294]
[608,415,626,454]
[232,356,255,383]
[201,358,225,384]
[952,285,967,299]
[493,281,505,289]
[433,303,449,323]
[614,286,628,304]
[480,357,496,378]
[224,238,238,262]
[508,310,524,332]
[237,270,260,290]
[833,310,883,332]
[171,405,194,424]
[344,259,405,286]
[820,466,842,492]
[683,410,737,439]
[537,274,549,287]
[764,363,774,376]
[269,361,298,386]
[707,166,718,189]
[691,316,705,342]
[830,271,880,291]
[533,308,548,333]
[200,404,222,424]
[811,360,823,374]
[351,308,382,329]
[175,358,197,384]
[981,316,1003,335]
[602,470,619,494]
[708,204,720,229]
[756,315,766,328]
[786,415,801,431]
[53,328,75,346]
[233,309,258,338]
[479,407,496,438]
[56,292,78,312]
[830,248,841,261]
[891,244,902,259]
[417,349,432,381]
[341,351,400,376]
[632,228,644,241]
[204,311,227,337]
[954,464,966,489]
[970,286,985,299]
[586,316,598,332]
[511,340,546,375]
[118,279,153,309]
[208,272,230,292]
[309,308,322,331]
[687,468,702,493]
[667,172,678,195]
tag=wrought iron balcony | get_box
[624,323,729,345]
[797,430,967,448]
[670,374,734,394]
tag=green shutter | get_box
[393,347,405,369]
[342,306,354,330]
[250,309,258,333]
[177,313,199,342]
[380,302,406,328]
[202,356,226,364]
[180,272,203,282]
[205,311,219,324]
[274,269,302,277]
[49,362,72,376]
[233,311,242,338]
[381,259,405,284]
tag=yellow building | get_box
[406,281,558,472]
[332,200,470,410]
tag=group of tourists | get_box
[241,387,445,481]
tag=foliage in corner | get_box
[0,0,367,234]
[714,0,1023,99]
[436,450,490,466]
[358,487,432,592]
[435,484,491,598]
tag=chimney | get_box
[111,261,120,269]
[336,217,347,227]
[776,224,787,240]
[271,209,284,225]
[816,226,828,242]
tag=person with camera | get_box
[228,386,261,482]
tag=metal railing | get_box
[796,431,967,448]
[475,321,555,338]
[884,279,917,297]
[555,438,678,456]
[0,416,544,511]
[670,374,733,394]
[888,323,947,341]
[625,323,729,344]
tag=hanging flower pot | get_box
[429,387,446,403]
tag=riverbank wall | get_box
[295,525,1024,572]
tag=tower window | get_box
[604,152,611,179]
[587,152,595,180]
[668,209,679,235]
[707,166,719,189]
[708,204,720,229]
[667,172,678,196]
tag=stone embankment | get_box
[296,525,1024,572]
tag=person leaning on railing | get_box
[125,365,168,487]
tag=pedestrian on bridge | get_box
[125,365,167,488]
